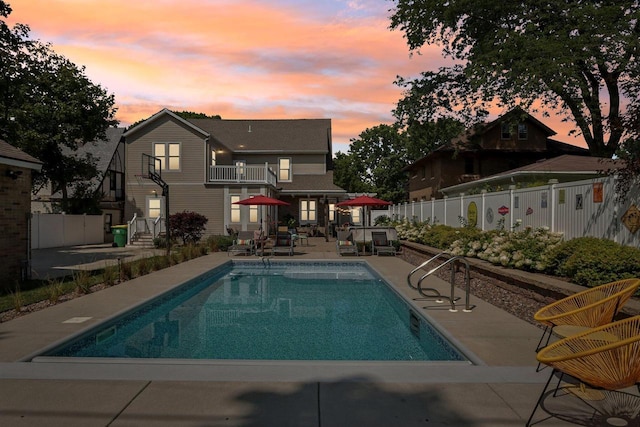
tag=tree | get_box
[169,211,208,245]
[390,0,640,158]
[334,125,409,203]
[1,2,118,207]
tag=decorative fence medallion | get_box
[622,204,640,234]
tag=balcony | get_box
[209,163,277,186]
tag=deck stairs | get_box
[129,232,156,248]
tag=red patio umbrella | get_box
[336,195,392,250]
[233,195,289,235]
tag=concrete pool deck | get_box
[0,238,621,426]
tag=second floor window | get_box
[279,158,291,181]
[518,124,528,140]
[211,149,216,166]
[501,123,511,139]
[154,142,180,171]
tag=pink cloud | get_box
[7,0,583,151]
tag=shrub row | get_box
[395,219,640,287]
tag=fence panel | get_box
[31,213,104,249]
[482,191,512,231]
[393,176,640,248]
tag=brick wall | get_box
[0,165,32,287]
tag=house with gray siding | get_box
[123,109,346,240]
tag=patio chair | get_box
[272,232,294,256]
[371,231,396,256]
[527,315,640,426]
[533,278,640,353]
[295,227,309,246]
[336,230,358,256]
[227,231,255,256]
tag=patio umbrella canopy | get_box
[233,195,289,235]
[336,195,392,251]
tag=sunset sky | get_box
[7,0,584,153]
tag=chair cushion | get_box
[236,239,251,245]
[277,239,290,246]
[338,240,353,246]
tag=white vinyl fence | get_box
[31,213,104,249]
[381,176,640,248]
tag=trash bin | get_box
[111,225,128,247]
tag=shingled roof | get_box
[0,139,42,170]
[188,118,332,154]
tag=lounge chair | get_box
[371,231,396,256]
[527,315,640,426]
[227,231,255,256]
[533,278,640,353]
[336,230,358,256]
[272,232,294,256]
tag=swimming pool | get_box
[38,261,469,362]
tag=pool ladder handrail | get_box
[407,252,475,312]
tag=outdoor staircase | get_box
[129,232,156,248]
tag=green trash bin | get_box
[111,225,128,247]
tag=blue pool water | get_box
[43,261,467,361]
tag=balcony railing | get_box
[209,163,277,186]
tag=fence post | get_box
[548,179,558,232]
[431,197,435,223]
[481,190,487,231]
[460,193,465,225]
[443,196,448,226]
[509,185,516,229]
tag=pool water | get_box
[43,261,467,362]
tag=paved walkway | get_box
[0,238,631,426]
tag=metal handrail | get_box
[127,213,137,245]
[408,254,475,312]
[407,252,451,290]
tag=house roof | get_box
[440,154,622,195]
[188,118,332,154]
[0,139,43,170]
[406,109,589,170]
[278,171,346,196]
[76,127,124,177]
[123,108,209,139]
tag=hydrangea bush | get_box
[394,218,563,272]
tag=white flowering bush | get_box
[393,219,564,273]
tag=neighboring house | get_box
[123,109,346,241]
[0,139,42,284]
[405,109,590,200]
[32,127,126,242]
[441,154,623,197]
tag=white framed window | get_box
[230,195,241,223]
[148,197,162,218]
[211,149,216,166]
[351,207,361,225]
[329,203,336,222]
[153,142,181,171]
[279,157,291,182]
[249,203,258,223]
[300,199,317,223]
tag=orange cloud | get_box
[7,0,583,151]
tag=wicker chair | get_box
[534,278,640,353]
[527,315,640,426]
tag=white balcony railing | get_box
[209,163,277,186]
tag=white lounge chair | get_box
[336,230,358,256]
[227,231,255,256]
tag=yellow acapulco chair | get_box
[527,315,640,426]
[533,278,640,353]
